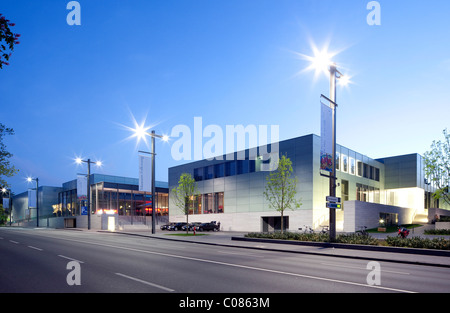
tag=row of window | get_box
[194,157,380,183]
[194,158,269,182]
[356,183,381,203]
[189,192,224,215]
[336,152,380,182]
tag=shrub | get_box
[424,229,450,235]
[385,236,450,250]
[245,232,450,250]
[245,232,378,245]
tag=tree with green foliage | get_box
[424,128,450,206]
[171,173,198,233]
[0,124,18,188]
[0,204,7,225]
[263,155,302,234]
[0,13,21,69]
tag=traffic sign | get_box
[326,202,342,209]
[326,196,341,203]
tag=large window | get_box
[215,192,224,213]
[204,165,214,180]
[357,161,363,177]
[189,192,225,215]
[349,158,355,175]
[214,163,224,178]
[237,160,249,175]
[342,154,348,173]
[336,152,340,171]
[356,183,380,203]
[194,168,203,182]
[341,180,349,202]
[225,161,236,176]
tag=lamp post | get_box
[305,46,349,242]
[75,158,102,230]
[27,177,39,227]
[133,126,169,234]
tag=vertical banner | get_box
[77,174,87,200]
[139,153,152,192]
[320,101,333,172]
[28,189,37,208]
[3,198,10,209]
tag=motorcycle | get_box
[397,226,410,239]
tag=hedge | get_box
[245,232,450,250]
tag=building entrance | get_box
[262,216,289,232]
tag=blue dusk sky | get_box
[1,0,449,193]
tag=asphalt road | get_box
[1,227,449,295]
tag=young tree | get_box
[0,14,21,69]
[0,124,19,187]
[0,204,7,225]
[424,128,450,206]
[171,173,198,234]
[263,155,302,234]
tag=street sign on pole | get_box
[326,202,342,209]
[326,196,341,203]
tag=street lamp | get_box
[305,44,350,242]
[27,177,39,227]
[132,126,169,234]
[75,158,102,230]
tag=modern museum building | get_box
[168,134,449,232]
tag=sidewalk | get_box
[100,228,450,268]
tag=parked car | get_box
[160,223,173,230]
[167,222,187,231]
[197,222,220,232]
[181,222,202,231]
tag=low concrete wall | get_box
[344,201,414,233]
[169,210,313,232]
[428,208,450,223]
[13,214,114,230]
[436,222,450,230]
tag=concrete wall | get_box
[428,207,450,222]
[435,222,450,230]
[344,200,414,233]
[170,210,313,233]
[13,214,111,230]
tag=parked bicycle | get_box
[356,226,369,236]
[320,225,329,234]
[299,225,315,234]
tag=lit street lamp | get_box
[26,177,39,227]
[132,125,169,234]
[304,44,350,242]
[75,158,102,230]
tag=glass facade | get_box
[194,158,265,182]
[55,176,169,218]
[190,192,224,215]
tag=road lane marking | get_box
[9,240,19,244]
[320,262,410,275]
[5,230,418,293]
[28,246,43,251]
[46,237,417,293]
[115,273,175,292]
[217,250,265,258]
[58,255,84,263]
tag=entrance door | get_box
[262,216,289,232]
